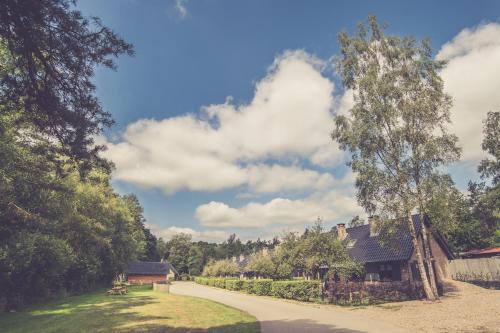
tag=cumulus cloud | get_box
[148,224,229,242]
[437,22,500,161]
[195,172,363,229]
[102,50,344,194]
[246,164,334,193]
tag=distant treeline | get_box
[158,233,280,276]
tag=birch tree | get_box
[332,16,460,300]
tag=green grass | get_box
[0,285,260,333]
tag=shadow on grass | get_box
[1,289,169,333]
[1,286,370,333]
[109,318,367,333]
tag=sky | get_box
[76,0,500,242]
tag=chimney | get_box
[368,215,379,236]
[232,256,236,262]
[239,254,245,262]
[261,247,269,257]
[337,223,347,240]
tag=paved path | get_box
[170,282,408,333]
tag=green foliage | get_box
[225,279,244,291]
[478,111,500,185]
[271,280,321,302]
[187,245,204,276]
[252,280,273,296]
[165,233,193,275]
[329,261,365,280]
[0,114,150,309]
[348,215,365,228]
[0,0,133,169]
[202,259,240,277]
[332,16,461,300]
[333,16,460,219]
[194,278,321,302]
[245,253,275,278]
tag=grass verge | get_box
[0,285,259,333]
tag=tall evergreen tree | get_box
[0,0,133,171]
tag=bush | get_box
[180,273,190,281]
[271,280,321,302]
[253,280,273,296]
[193,277,321,302]
[242,280,254,293]
[225,279,244,291]
[194,277,210,285]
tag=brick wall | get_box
[408,232,450,283]
[128,274,167,284]
[429,234,451,280]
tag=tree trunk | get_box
[419,213,439,298]
[406,211,436,300]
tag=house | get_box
[126,260,178,284]
[233,254,250,279]
[460,247,500,259]
[338,214,454,284]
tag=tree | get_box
[333,16,460,300]
[187,245,204,276]
[165,233,192,275]
[348,215,365,228]
[0,0,133,171]
[202,259,239,277]
[299,221,350,279]
[245,253,275,278]
[478,111,500,185]
[222,233,244,259]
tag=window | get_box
[379,263,393,281]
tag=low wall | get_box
[449,258,500,281]
[153,283,170,292]
[128,274,167,285]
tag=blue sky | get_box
[77,0,500,242]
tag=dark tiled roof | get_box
[346,214,422,263]
[126,261,178,275]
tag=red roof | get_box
[463,247,500,256]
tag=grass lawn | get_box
[0,285,260,333]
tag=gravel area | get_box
[348,280,500,333]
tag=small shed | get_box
[126,261,178,284]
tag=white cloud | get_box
[437,22,500,161]
[195,172,363,229]
[174,0,188,18]
[148,224,229,242]
[246,164,334,193]
[102,50,344,194]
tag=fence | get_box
[450,258,500,281]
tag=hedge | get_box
[193,277,320,302]
[271,280,321,302]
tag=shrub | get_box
[242,280,255,293]
[271,280,321,302]
[193,277,321,302]
[253,280,273,296]
[225,279,244,291]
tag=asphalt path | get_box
[170,282,408,333]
